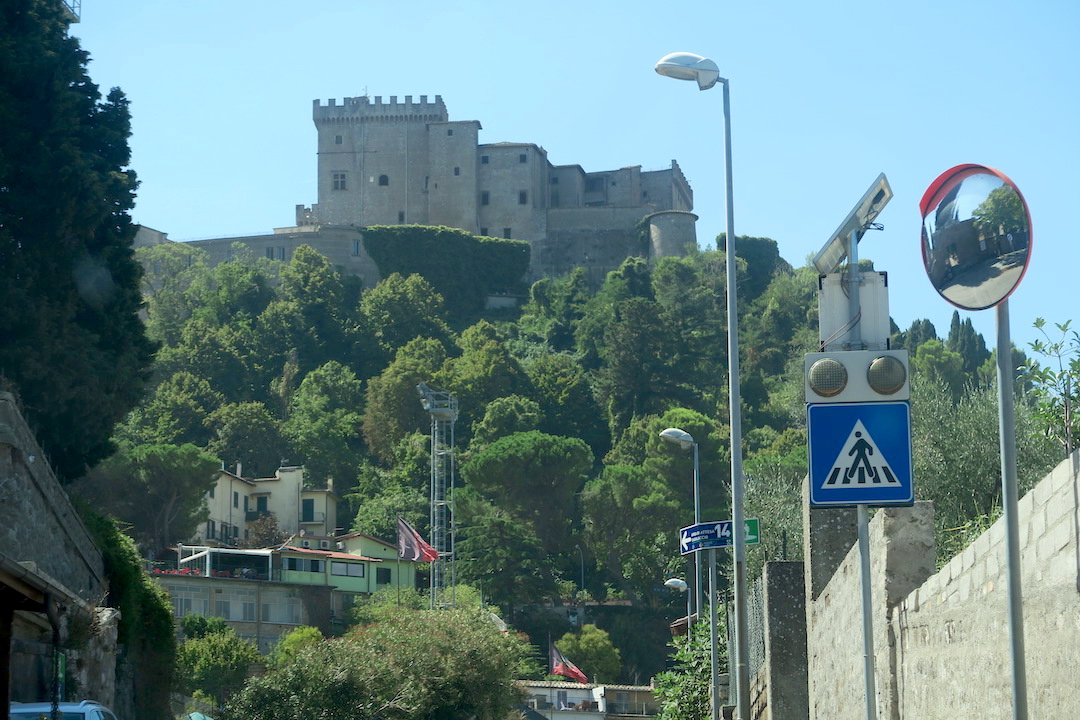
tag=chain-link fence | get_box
[727,575,766,701]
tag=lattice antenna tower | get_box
[417,383,458,609]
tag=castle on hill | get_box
[167,94,701,289]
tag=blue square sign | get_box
[807,401,913,507]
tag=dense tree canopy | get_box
[0,0,156,480]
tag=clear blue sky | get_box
[74,0,1079,354]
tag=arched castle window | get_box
[379,175,389,186]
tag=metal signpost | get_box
[806,174,905,720]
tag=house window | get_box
[518,190,527,205]
[256,496,268,512]
[301,499,315,523]
[378,174,389,186]
[285,557,324,573]
[481,155,489,164]
[376,567,392,584]
[208,486,215,498]
[352,240,361,256]
[503,228,512,238]
[233,491,239,508]
[454,167,460,176]
[332,172,347,190]
[207,520,216,539]
[519,153,527,163]
[481,191,489,206]
[331,562,365,578]
[243,496,249,512]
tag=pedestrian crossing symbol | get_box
[807,401,913,507]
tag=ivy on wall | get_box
[79,507,176,720]
[362,225,530,315]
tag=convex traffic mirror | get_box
[919,164,1032,310]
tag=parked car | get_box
[9,701,119,720]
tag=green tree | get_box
[553,625,622,683]
[177,626,260,708]
[524,351,608,457]
[0,0,156,480]
[74,443,219,555]
[359,272,453,358]
[654,633,722,720]
[1024,317,1080,456]
[205,402,289,478]
[362,338,447,463]
[267,626,323,669]
[115,371,223,447]
[455,495,552,607]
[912,339,966,399]
[283,360,364,493]
[581,465,680,606]
[220,607,532,720]
[461,431,592,555]
[470,394,542,448]
[137,242,210,346]
[181,614,230,640]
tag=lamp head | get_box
[655,52,720,91]
[659,427,694,451]
[664,578,689,591]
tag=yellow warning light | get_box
[867,355,907,395]
[808,358,848,397]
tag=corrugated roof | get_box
[277,545,382,562]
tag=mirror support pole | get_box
[995,300,1029,720]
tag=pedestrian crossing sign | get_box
[807,401,914,507]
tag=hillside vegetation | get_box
[82,232,1062,682]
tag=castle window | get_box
[335,135,343,145]
[332,172,347,190]
[480,227,488,236]
[519,153,527,163]
[503,228,512,238]
[398,211,405,223]
[352,240,361,256]
[378,175,389,186]
[454,167,460,176]
[481,191,489,206]
[518,190,528,205]
[447,128,453,136]
[266,247,275,260]
[481,155,489,164]
[550,176,559,184]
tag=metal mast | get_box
[417,383,457,608]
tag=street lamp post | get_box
[659,427,701,635]
[664,577,690,638]
[659,427,717,720]
[655,52,750,720]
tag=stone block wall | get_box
[803,454,1080,719]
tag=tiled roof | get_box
[277,545,382,562]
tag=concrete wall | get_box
[803,453,1080,719]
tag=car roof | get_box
[10,701,109,711]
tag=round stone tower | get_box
[647,210,699,258]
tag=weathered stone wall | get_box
[0,391,120,706]
[0,393,105,603]
[803,454,1080,719]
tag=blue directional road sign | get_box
[679,519,761,555]
[807,401,913,507]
